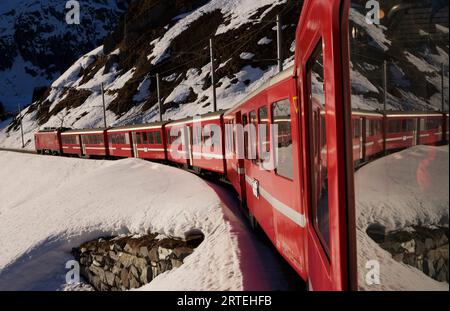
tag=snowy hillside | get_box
[0,0,129,112]
[0,151,296,291]
[0,0,301,150]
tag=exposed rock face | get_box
[367,225,449,282]
[72,232,204,291]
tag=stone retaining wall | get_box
[72,231,204,291]
[367,224,448,282]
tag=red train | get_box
[34,0,449,290]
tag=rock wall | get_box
[72,231,204,291]
[367,225,449,283]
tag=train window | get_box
[155,131,162,144]
[349,0,449,290]
[353,119,360,138]
[242,114,249,159]
[136,132,142,144]
[258,106,270,159]
[403,119,415,132]
[142,132,148,144]
[249,111,258,161]
[426,118,441,130]
[308,41,330,254]
[387,120,400,133]
[272,99,293,179]
[145,132,155,145]
[193,127,201,146]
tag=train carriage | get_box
[190,111,227,175]
[61,128,109,157]
[417,113,446,146]
[80,129,109,157]
[35,128,63,155]
[384,113,421,151]
[351,110,384,163]
[106,128,133,158]
[61,131,82,156]
[113,122,167,161]
[164,117,192,168]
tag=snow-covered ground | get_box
[355,145,449,291]
[0,151,299,291]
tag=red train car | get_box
[190,111,226,175]
[164,117,192,168]
[385,113,420,151]
[35,128,63,155]
[79,129,109,158]
[112,122,167,161]
[106,128,133,158]
[61,129,109,157]
[61,131,82,156]
[351,110,384,164]
[417,113,445,145]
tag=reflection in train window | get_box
[272,99,293,180]
[349,0,449,290]
[308,41,330,254]
[258,106,270,157]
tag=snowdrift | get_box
[0,151,293,291]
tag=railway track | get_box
[0,147,37,155]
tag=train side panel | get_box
[35,131,62,154]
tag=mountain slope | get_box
[0,0,130,113]
[0,0,302,149]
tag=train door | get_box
[419,118,426,145]
[414,118,420,146]
[234,111,246,201]
[296,0,349,290]
[132,132,138,158]
[81,135,86,155]
[359,117,364,160]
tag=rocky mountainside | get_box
[0,0,130,113]
[1,0,302,148]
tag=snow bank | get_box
[355,145,449,291]
[0,151,295,291]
